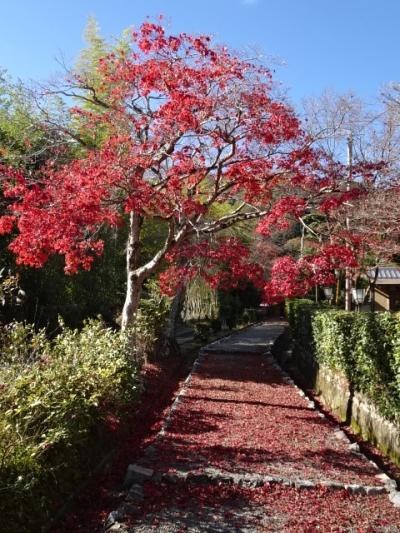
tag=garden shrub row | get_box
[285,299,400,424]
[0,319,142,531]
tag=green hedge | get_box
[286,299,400,424]
[0,319,142,531]
[285,299,320,359]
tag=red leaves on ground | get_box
[131,479,400,532]
[125,346,400,531]
[145,353,383,486]
[53,329,400,531]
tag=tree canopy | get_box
[0,20,398,324]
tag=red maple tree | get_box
[2,21,382,322]
[255,154,392,303]
[0,21,321,326]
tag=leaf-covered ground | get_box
[141,353,388,487]
[127,480,400,532]
[124,324,400,532]
[55,323,400,531]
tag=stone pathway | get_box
[105,322,400,532]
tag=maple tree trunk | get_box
[122,274,144,330]
[121,213,144,330]
[121,214,186,330]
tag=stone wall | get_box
[314,365,400,466]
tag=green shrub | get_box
[313,310,355,374]
[391,312,400,397]
[192,320,212,342]
[0,318,141,531]
[132,279,171,360]
[287,299,400,424]
[285,299,326,360]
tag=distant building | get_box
[366,267,400,311]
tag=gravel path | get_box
[105,322,400,532]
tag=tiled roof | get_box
[366,267,400,281]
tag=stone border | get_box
[159,467,387,495]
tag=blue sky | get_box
[1,0,399,107]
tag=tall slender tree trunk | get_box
[121,214,188,331]
[122,212,144,330]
